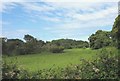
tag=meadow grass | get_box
[3,48,98,72]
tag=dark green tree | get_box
[24,34,35,42]
[6,39,24,55]
[112,15,120,49]
[24,34,45,54]
[51,39,89,49]
[88,30,112,49]
[1,37,7,54]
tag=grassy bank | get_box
[3,48,97,72]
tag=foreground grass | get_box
[3,48,97,72]
[3,47,118,79]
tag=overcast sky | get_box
[1,1,118,41]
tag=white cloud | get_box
[1,1,118,22]
[69,6,117,22]
[23,2,118,20]
[1,1,118,40]
[0,2,16,13]
[42,0,119,2]
[19,2,55,12]
[2,0,119,2]
[40,2,117,40]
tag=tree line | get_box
[1,35,89,55]
[1,15,120,55]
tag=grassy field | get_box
[3,48,98,72]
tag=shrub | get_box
[41,47,118,79]
[49,45,64,53]
[42,44,64,53]
[2,60,25,79]
[59,47,118,79]
[2,59,38,79]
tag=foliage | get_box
[112,15,120,49]
[2,34,45,55]
[49,45,64,53]
[51,39,89,49]
[2,39,24,55]
[1,38,7,54]
[2,35,89,55]
[88,30,112,49]
[23,34,45,54]
[41,43,64,53]
[2,59,28,79]
[79,47,118,79]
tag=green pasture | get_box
[3,48,98,72]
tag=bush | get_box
[2,60,26,79]
[59,47,118,79]
[40,47,118,79]
[49,45,64,53]
[2,59,40,79]
[42,44,64,53]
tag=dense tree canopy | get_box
[23,34,45,54]
[112,15,120,49]
[88,30,112,49]
[2,38,24,55]
[51,39,89,49]
[88,15,120,49]
[2,35,89,55]
[1,38,7,54]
